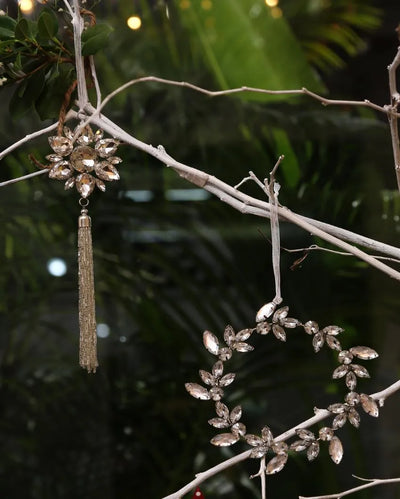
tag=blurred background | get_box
[0,0,400,497]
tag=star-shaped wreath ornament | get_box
[43,124,121,197]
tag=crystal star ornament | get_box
[45,125,121,197]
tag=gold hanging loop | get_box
[78,197,98,373]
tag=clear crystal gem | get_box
[230,406,242,424]
[209,386,224,401]
[95,161,120,181]
[346,371,357,390]
[211,433,239,447]
[348,408,360,427]
[46,154,63,163]
[199,370,214,386]
[328,403,346,414]
[266,453,288,474]
[218,347,232,361]
[290,440,308,452]
[283,318,299,328]
[307,441,320,461]
[261,426,273,445]
[95,138,119,158]
[108,156,122,165]
[319,427,334,441]
[63,126,74,140]
[48,136,73,156]
[360,393,379,417]
[296,429,315,441]
[323,325,343,336]
[212,361,224,378]
[231,422,246,436]
[304,320,319,335]
[64,177,75,190]
[215,402,229,419]
[203,330,219,355]
[245,434,264,446]
[234,341,254,352]
[256,321,270,335]
[76,173,95,198]
[273,306,288,322]
[223,325,236,346]
[256,302,276,322]
[345,392,360,405]
[332,413,347,429]
[329,436,343,464]
[332,365,349,379]
[94,129,104,141]
[250,446,268,459]
[77,125,95,145]
[350,346,378,360]
[272,442,288,454]
[338,350,353,364]
[219,373,236,386]
[272,324,286,341]
[70,146,97,172]
[326,335,342,351]
[185,383,210,400]
[312,332,324,352]
[49,161,73,180]
[235,328,253,341]
[352,364,370,378]
[96,178,106,192]
[208,417,230,429]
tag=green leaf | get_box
[178,0,325,102]
[0,15,16,40]
[81,24,113,56]
[14,18,31,40]
[9,80,31,119]
[37,9,59,39]
[35,66,75,120]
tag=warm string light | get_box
[127,15,142,30]
[19,0,34,13]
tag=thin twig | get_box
[387,46,400,191]
[0,170,47,187]
[72,0,88,109]
[161,379,400,499]
[298,477,400,499]
[250,457,267,499]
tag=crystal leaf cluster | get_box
[185,301,380,476]
[43,125,121,197]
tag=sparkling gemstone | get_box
[219,372,235,386]
[208,418,230,428]
[231,422,246,436]
[95,138,119,158]
[77,125,95,145]
[46,154,63,163]
[323,325,343,336]
[312,332,324,352]
[328,403,346,414]
[63,126,74,140]
[230,406,242,424]
[245,434,264,446]
[290,440,308,452]
[76,173,95,198]
[70,145,97,172]
[346,371,357,390]
[345,392,360,405]
[261,426,273,445]
[250,446,268,459]
[224,325,236,346]
[49,161,73,180]
[210,433,239,447]
[329,436,343,464]
[273,306,288,322]
[203,330,219,355]
[95,161,120,181]
[209,386,224,401]
[64,177,75,190]
[218,347,232,361]
[185,382,210,400]
[108,156,122,165]
[283,318,299,328]
[296,429,315,441]
[234,341,254,352]
[272,442,288,454]
[348,408,360,427]
[266,453,288,474]
[332,365,349,379]
[94,128,104,141]
[96,178,106,192]
[212,361,224,378]
[332,413,347,429]
[352,364,370,378]
[272,324,286,341]
[199,370,214,386]
[256,302,276,322]
[350,346,378,360]
[256,321,270,335]
[360,393,379,417]
[326,335,342,351]
[307,441,320,461]
[304,320,319,335]
[48,136,73,156]
[235,328,253,341]
[215,401,229,419]
[319,427,334,441]
[338,350,353,364]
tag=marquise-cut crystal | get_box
[319,427,334,441]
[203,330,219,355]
[211,433,239,447]
[283,318,299,328]
[209,386,223,401]
[360,393,379,417]
[250,446,268,459]
[312,332,324,352]
[323,325,343,336]
[304,320,319,335]
[64,177,75,190]
[307,441,320,461]
[208,417,230,428]
[272,442,288,454]
[245,434,264,446]
[348,408,360,427]
[234,341,254,352]
[49,161,73,180]
[46,154,63,163]
[273,306,288,322]
[350,346,378,360]
[296,429,315,441]
[212,361,224,378]
[332,413,347,429]
[218,347,232,361]
[338,350,353,364]
[94,128,104,141]
[346,371,357,390]
[256,302,276,322]
[332,365,349,379]
[256,321,270,335]
[231,422,246,436]
[70,146,97,172]
[328,403,346,414]
[261,426,273,445]
[76,173,95,198]
[230,405,242,424]
[345,392,360,406]
[266,453,288,474]
[329,436,343,464]
[236,328,253,341]
[290,440,308,452]
[49,136,73,156]
[215,401,229,419]
[352,364,370,378]
[95,138,119,158]
[219,373,236,386]
[96,178,106,192]
[326,335,342,351]
[95,161,120,181]
[199,370,214,385]
[272,324,286,342]
[77,125,94,145]
[63,126,74,140]
[108,156,122,165]
[185,382,210,400]
[224,325,236,346]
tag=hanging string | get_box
[266,156,284,306]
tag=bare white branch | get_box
[387,46,400,190]
[161,379,400,499]
[0,169,47,188]
[298,476,400,499]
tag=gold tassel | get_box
[78,206,98,373]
